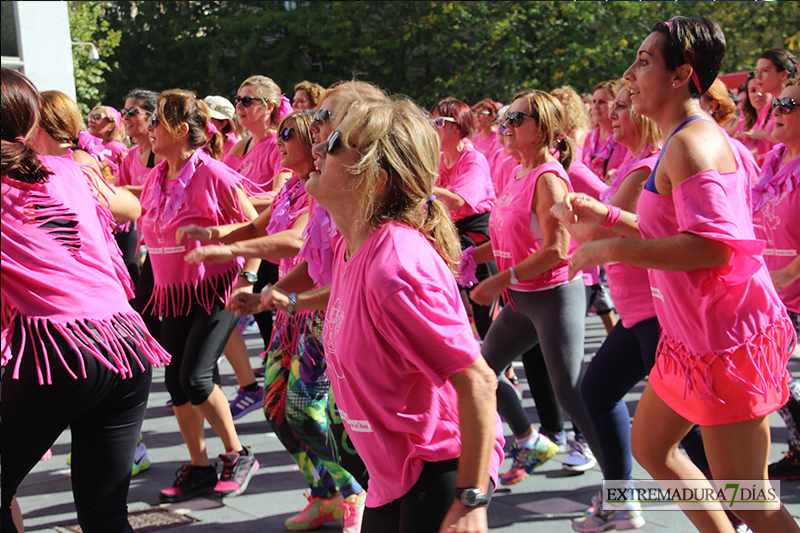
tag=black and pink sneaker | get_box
[214,447,259,498]
[159,464,217,503]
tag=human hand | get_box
[469,274,504,307]
[184,245,235,264]
[568,241,609,279]
[227,282,254,312]
[266,288,292,314]
[438,501,487,533]
[771,268,799,293]
[175,224,213,245]
[229,291,261,316]
[558,193,609,226]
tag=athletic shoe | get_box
[285,492,344,531]
[41,449,52,461]
[733,524,753,533]
[341,491,366,533]
[509,375,523,401]
[166,398,173,407]
[540,426,569,453]
[768,446,800,480]
[572,507,645,532]
[214,448,259,497]
[499,434,559,486]
[131,442,151,477]
[230,386,264,420]
[563,436,597,472]
[254,365,266,379]
[159,463,218,503]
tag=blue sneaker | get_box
[562,435,597,473]
[499,434,559,485]
[230,386,264,420]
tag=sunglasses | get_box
[499,122,507,134]
[313,108,335,125]
[233,95,263,108]
[279,127,295,142]
[88,113,106,122]
[478,110,492,115]
[147,114,160,129]
[771,97,797,116]
[121,107,150,118]
[429,116,457,129]
[326,130,344,154]
[504,111,534,128]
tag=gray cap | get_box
[204,96,235,121]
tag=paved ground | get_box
[15,315,800,532]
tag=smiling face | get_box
[87,106,112,139]
[755,58,787,96]
[122,98,151,139]
[430,111,461,144]
[503,98,542,153]
[307,117,361,212]
[309,95,339,144]
[771,85,800,148]
[276,118,313,180]
[236,85,272,132]
[591,89,613,129]
[147,112,175,156]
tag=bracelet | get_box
[601,205,621,229]
[286,293,297,317]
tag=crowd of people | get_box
[2,14,799,533]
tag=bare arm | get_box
[249,170,292,214]
[770,254,800,292]
[433,186,467,211]
[74,150,141,224]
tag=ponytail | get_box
[1,137,52,183]
[556,134,575,171]
[422,196,461,275]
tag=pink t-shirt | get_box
[471,131,504,167]
[222,134,290,197]
[1,155,169,382]
[298,197,340,287]
[491,154,520,196]
[752,145,800,313]
[490,161,576,291]
[104,140,129,169]
[265,175,309,278]
[323,222,504,507]
[582,128,630,180]
[754,106,776,166]
[222,132,238,156]
[728,134,761,190]
[601,152,660,327]
[115,145,151,187]
[568,158,607,201]
[140,150,247,316]
[438,144,495,222]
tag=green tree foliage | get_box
[96,1,799,110]
[69,1,121,115]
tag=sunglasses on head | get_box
[504,111,534,128]
[88,113,106,122]
[147,114,160,129]
[429,116,457,129]
[313,108,335,125]
[279,127,295,142]
[233,95,263,108]
[772,97,797,116]
[121,107,150,118]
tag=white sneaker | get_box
[132,442,151,476]
[572,508,645,532]
[562,436,597,472]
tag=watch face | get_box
[460,488,486,507]
[242,272,257,283]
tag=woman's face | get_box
[147,112,177,156]
[591,89,613,128]
[293,90,312,110]
[475,107,494,129]
[756,58,786,96]
[624,32,673,121]
[504,98,542,153]
[430,111,460,144]
[276,119,312,180]
[310,96,338,144]
[771,85,800,146]
[307,116,361,211]
[609,89,636,149]
[748,78,767,111]
[236,85,272,131]
[122,98,151,139]
[87,106,112,140]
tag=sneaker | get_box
[341,491,366,533]
[285,492,344,531]
[509,375,523,401]
[166,398,173,407]
[159,464,218,503]
[733,525,753,533]
[768,446,800,480]
[563,436,597,473]
[499,434,559,486]
[254,365,266,378]
[132,442,151,477]
[230,386,264,420]
[540,426,569,453]
[214,448,259,497]
[572,507,645,532]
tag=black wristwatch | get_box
[239,271,258,284]
[456,487,490,507]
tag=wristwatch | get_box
[286,293,297,317]
[239,271,258,284]
[509,266,519,286]
[456,487,490,507]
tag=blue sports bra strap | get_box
[645,116,710,194]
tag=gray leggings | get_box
[481,278,603,468]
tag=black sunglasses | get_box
[772,97,797,116]
[121,107,150,118]
[233,95,263,108]
[313,108,335,125]
[504,111,534,128]
[279,127,295,142]
[326,130,343,154]
[87,113,106,122]
[147,114,160,129]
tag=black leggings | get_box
[361,459,492,533]
[160,296,237,406]
[2,327,152,533]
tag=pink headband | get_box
[277,94,294,121]
[205,121,217,137]
[664,20,703,94]
[104,106,122,130]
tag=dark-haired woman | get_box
[2,67,169,533]
[567,18,798,532]
[141,90,261,503]
[430,97,497,341]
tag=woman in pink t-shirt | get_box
[305,97,503,533]
[582,81,630,183]
[141,90,261,504]
[566,18,797,532]
[87,104,128,169]
[752,79,800,482]
[430,97,497,341]
[470,98,503,163]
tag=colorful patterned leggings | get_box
[263,310,362,498]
